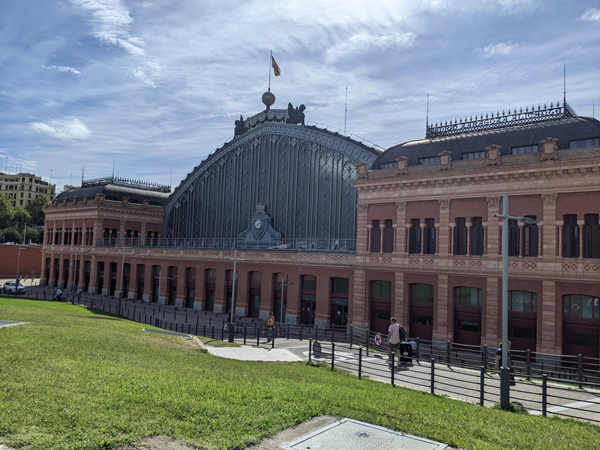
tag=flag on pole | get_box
[271,55,281,77]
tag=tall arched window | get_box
[409,283,433,341]
[454,286,482,346]
[370,280,392,334]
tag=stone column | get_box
[379,222,385,254]
[438,200,451,257]
[175,265,186,308]
[449,224,456,256]
[518,222,525,259]
[193,266,206,310]
[119,220,126,241]
[235,269,249,318]
[158,266,168,305]
[67,253,75,290]
[578,221,584,259]
[93,219,103,246]
[57,257,65,289]
[486,197,501,259]
[434,224,440,254]
[393,271,406,331]
[538,280,560,355]
[128,260,138,300]
[114,255,124,299]
[466,223,471,256]
[395,202,407,255]
[483,277,500,346]
[420,223,425,255]
[315,276,330,328]
[366,224,373,253]
[140,222,147,246]
[392,224,398,253]
[351,269,368,328]
[541,194,558,261]
[482,224,488,255]
[537,224,543,257]
[142,264,153,303]
[102,262,111,296]
[433,274,451,343]
[40,256,48,286]
[212,267,226,314]
[89,255,97,293]
[356,204,369,253]
[259,271,274,320]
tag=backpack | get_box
[399,326,407,342]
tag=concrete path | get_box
[207,345,302,362]
[0,321,28,329]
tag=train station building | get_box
[40,96,600,360]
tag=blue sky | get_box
[1,0,599,192]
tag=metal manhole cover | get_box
[284,418,447,450]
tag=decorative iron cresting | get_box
[82,176,171,193]
[426,101,576,139]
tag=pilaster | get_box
[356,204,368,253]
[433,274,451,341]
[541,194,558,261]
[438,200,451,257]
[483,277,500,346]
[351,269,367,328]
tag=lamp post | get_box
[495,194,540,409]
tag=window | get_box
[508,219,520,256]
[410,283,433,303]
[371,280,391,299]
[569,138,600,149]
[423,218,436,254]
[509,291,537,313]
[454,218,467,255]
[455,287,482,308]
[511,144,539,155]
[301,275,316,292]
[408,218,421,254]
[382,219,394,253]
[522,215,539,257]
[331,277,349,295]
[563,214,579,258]
[470,217,484,256]
[379,162,396,169]
[370,220,381,253]
[563,295,599,319]
[583,214,600,258]
[418,156,439,165]
[461,151,486,161]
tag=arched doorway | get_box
[300,275,316,325]
[330,277,349,329]
[185,268,196,309]
[248,271,261,318]
[508,290,537,352]
[563,294,600,361]
[205,269,216,311]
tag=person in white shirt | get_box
[388,317,402,366]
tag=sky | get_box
[1,0,599,193]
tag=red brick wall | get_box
[0,245,42,278]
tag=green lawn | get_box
[1,298,599,450]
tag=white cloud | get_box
[478,41,519,58]
[30,117,91,140]
[325,32,416,62]
[42,65,81,75]
[70,0,144,56]
[580,8,600,21]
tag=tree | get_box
[0,195,13,229]
[25,196,46,226]
[23,227,41,244]
[11,208,31,228]
[1,227,21,244]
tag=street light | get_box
[495,194,540,409]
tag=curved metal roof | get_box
[56,183,170,206]
[373,116,600,169]
[164,121,381,219]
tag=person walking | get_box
[388,317,402,366]
[266,312,275,342]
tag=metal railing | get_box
[96,237,357,252]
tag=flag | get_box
[271,55,281,77]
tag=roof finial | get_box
[426,93,429,133]
[563,62,566,106]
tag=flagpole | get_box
[268,50,272,92]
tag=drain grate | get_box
[284,418,446,450]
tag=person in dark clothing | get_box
[496,340,516,385]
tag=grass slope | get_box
[0,298,599,450]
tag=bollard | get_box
[196,315,199,326]
[542,374,548,417]
[331,343,335,371]
[257,326,260,347]
[483,345,488,370]
[209,317,212,326]
[173,311,176,320]
[480,366,485,406]
[358,348,363,379]
[203,325,206,336]
[195,324,198,335]
[185,313,188,323]
[287,323,290,340]
[526,349,532,381]
[212,325,215,339]
[430,357,435,395]
[366,332,370,357]
[332,328,335,344]
[416,337,420,360]
[272,327,275,349]
[163,309,165,319]
[309,339,312,363]
[244,326,247,345]
[350,325,353,349]
[391,353,395,386]
[446,340,451,367]
[300,326,303,341]
[221,325,224,341]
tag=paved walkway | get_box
[0,321,28,329]
[207,345,302,362]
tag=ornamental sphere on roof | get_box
[262,90,276,111]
